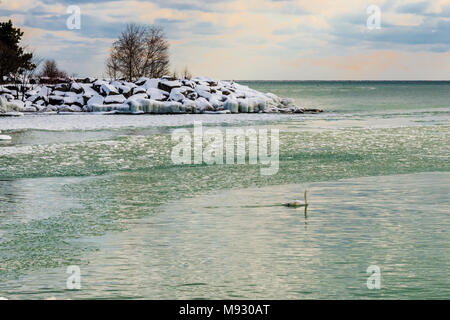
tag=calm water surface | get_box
[0,81,449,299]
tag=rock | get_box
[195,97,214,112]
[182,99,196,113]
[0,86,12,94]
[23,106,37,112]
[133,86,146,95]
[281,98,294,106]
[27,95,39,103]
[127,93,148,102]
[70,82,83,94]
[87,95,104,107]
[158,80,182,92]
[0,77,312,115]
[63,95,83,106]
[38,86,51,98]
[186,91,198,100]
[135,77,149,86]
[182,80,195,88]
[221,89,232,96]
[104,94,126,104]
[55,83,70,92]
[58,105,82,112]
[49,95,64,105]
[81,77,96,83]
[46,105,59,112]
[209,95,223,109]
[100,84,119,96]
[81,84,98,98]
[118,85,132,96]
[169,88,186,102]
[2,93,14,101]
[143,79,159,90]
[265,93,280,103]
[39,107,57,113]
[147,88,168,101]
[93,79,108,89]
[52,90,66,97]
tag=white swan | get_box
[284,190,308,208]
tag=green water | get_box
[0,81,449,299]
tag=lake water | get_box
[0,81,449,299]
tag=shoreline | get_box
[0,76,323,116]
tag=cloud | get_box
[396,1,430,14]
[2,0,450,79]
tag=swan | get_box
[284,190,308,208]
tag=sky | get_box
[1,0,450,80]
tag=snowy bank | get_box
[0,77,323,115]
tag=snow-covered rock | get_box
[0,77,317,115]
[147,88,168,101]
[100,83,119,96]
[87,95,104,107]
[195,97,214,112]
[104,94,126,104]
[81,84,98,98]
[169,88,186,102]
[143,79,159,90]
[38,86,51,97]
[159,80,182,92]
[70,82,83,94]
[23,106,37,112]
[133,86,146,95]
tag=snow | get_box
[143,79,159,90]
[80,84,98,98]
[169,88,185,102]
[87,95,104,107]
[1,76,309,116]
[147,88,168,101]
[104,94,126,104]
[100,84,119,95]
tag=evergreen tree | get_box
[0,20,35,83]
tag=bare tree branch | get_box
[106,24,170,81]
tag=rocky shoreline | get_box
[0,77,323,116]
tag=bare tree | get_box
[14,54,43,101]
[182,66,192,80]
[143,26,170,78]
[39,59,67,81]
[106,24,170,81]
[106,55,120,80]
